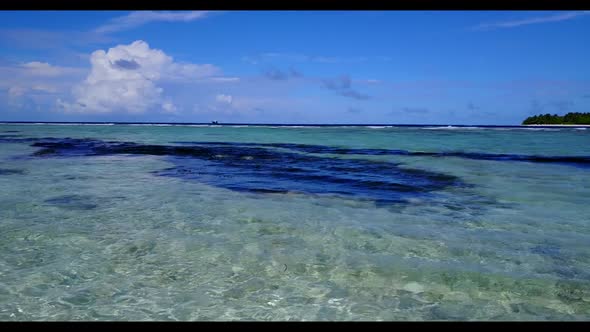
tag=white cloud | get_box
[215,94,233,105]
[165,63,220,82]
[31,85,58,93]
[19,61,82,77]
[1,61,84,108]
[95,11,211,34]
[162,101,178,114]
[8,86,26,98]
[21,62,62,76]
[474,11,590,30]
[58,40,220,114]
[210,77,240,83]
[6,84,61,111]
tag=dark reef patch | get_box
[24,138,465,204]
[9,138,590,204]
[4,136,587,204]
[175,141,590,168]
[3,137,588,204]
[531,245,562,259]
[0,168,25,175]
[44,194,98,211]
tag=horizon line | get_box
[2,120,587,128]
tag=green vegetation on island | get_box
[522,112,590,125]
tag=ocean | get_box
[0,123,589,320]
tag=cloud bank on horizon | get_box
[1,11,589,124]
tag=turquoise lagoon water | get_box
[0,124,589,320]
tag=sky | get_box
[0,10,589,124]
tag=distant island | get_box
[522,112,590,125]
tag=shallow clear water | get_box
[0,124,589,321]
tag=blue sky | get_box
[0,10,589,124]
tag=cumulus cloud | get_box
[57,40,220,114]
[95,11,211,34]
[216,94,233,105]
[322,75,370,100]
[112,59,141,70]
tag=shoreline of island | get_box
[523,124,590,127]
